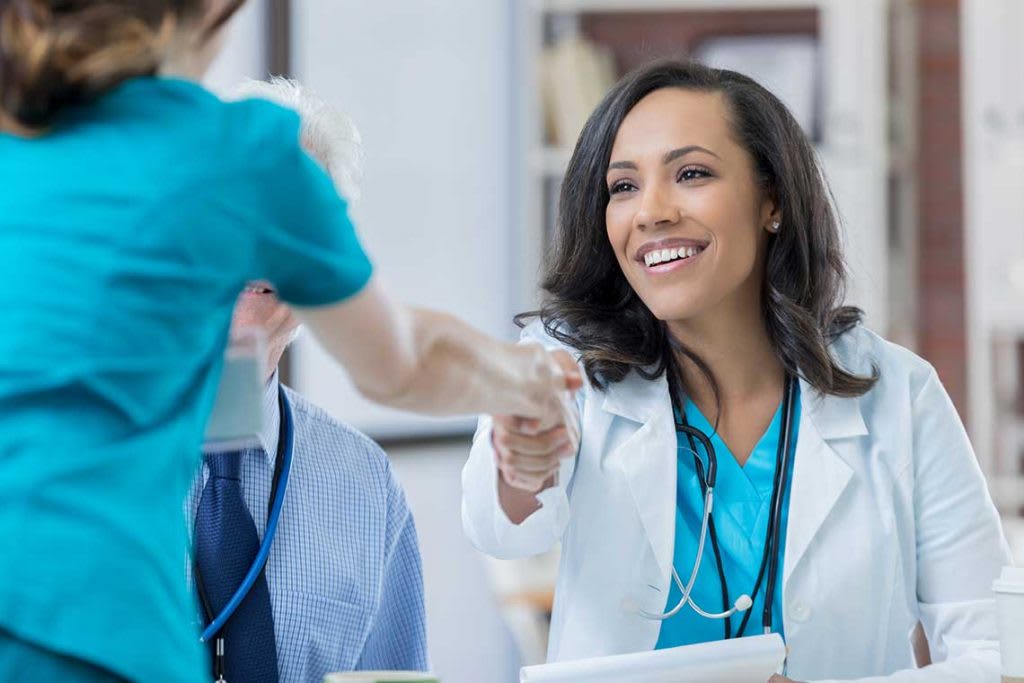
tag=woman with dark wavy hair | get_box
[463,59,1010,681]
[0,1,580,681]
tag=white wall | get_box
[289,0,518,440]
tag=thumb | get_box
[549,349,582,392]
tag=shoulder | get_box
[829,324,936,397]
[126,78,300,148]
[519,318,600,400]
[281,386,404,497]
[284,386,387,462]
[224,96,301,148]
[520,318,568,347]
[112,79,305,186]
[212,96,305,175]
[150,80,303,174]
[520,318,590,364]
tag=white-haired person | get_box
[183,78,427,683]
[0,2,579,682]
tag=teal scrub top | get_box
[0,77,373,681]
[655,386,800,648]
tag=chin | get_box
[640,294,706,324]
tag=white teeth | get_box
[643,245,705,267]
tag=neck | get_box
[667,291,784,412]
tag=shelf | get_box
[539,0,822,13]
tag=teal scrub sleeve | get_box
[254,130,374,308]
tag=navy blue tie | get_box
[193,450,279,682]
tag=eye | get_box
[608,179,637,195]
[677,165,712,182]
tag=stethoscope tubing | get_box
[646,373,796,636]
[199,391,294,644]
[637,486,714,621]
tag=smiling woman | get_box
[523,60,874,403]
[464,58,1010,682]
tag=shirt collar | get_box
[259,370,281,467]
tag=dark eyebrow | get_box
[663,145,720,163]
[607,145,720,172]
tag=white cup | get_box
[323,673,439,683]
[993,566,1024,682]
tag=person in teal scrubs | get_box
[0,2,580,681]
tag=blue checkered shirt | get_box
[185,374,428,682]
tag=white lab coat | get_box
[462,322,1013,682]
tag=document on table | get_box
[519,633,785,683]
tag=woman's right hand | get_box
[494,348,582,493]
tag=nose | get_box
[633,183,680,231]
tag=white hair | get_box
[231,76,363,203]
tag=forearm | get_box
[377,307,546,418]
[298,280,554,418]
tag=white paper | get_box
[520,634,785,683]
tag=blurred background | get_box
[206,1,1024,681]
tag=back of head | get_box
[0,0,242,131]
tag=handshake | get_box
[492,345,583,494]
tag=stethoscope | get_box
[630,372,797,640]
[193,385,294,681]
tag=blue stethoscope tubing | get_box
[199,389,294,644]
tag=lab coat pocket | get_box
[274,589,370,680]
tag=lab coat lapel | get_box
[783,379,866,584]
[602,371,677,582]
